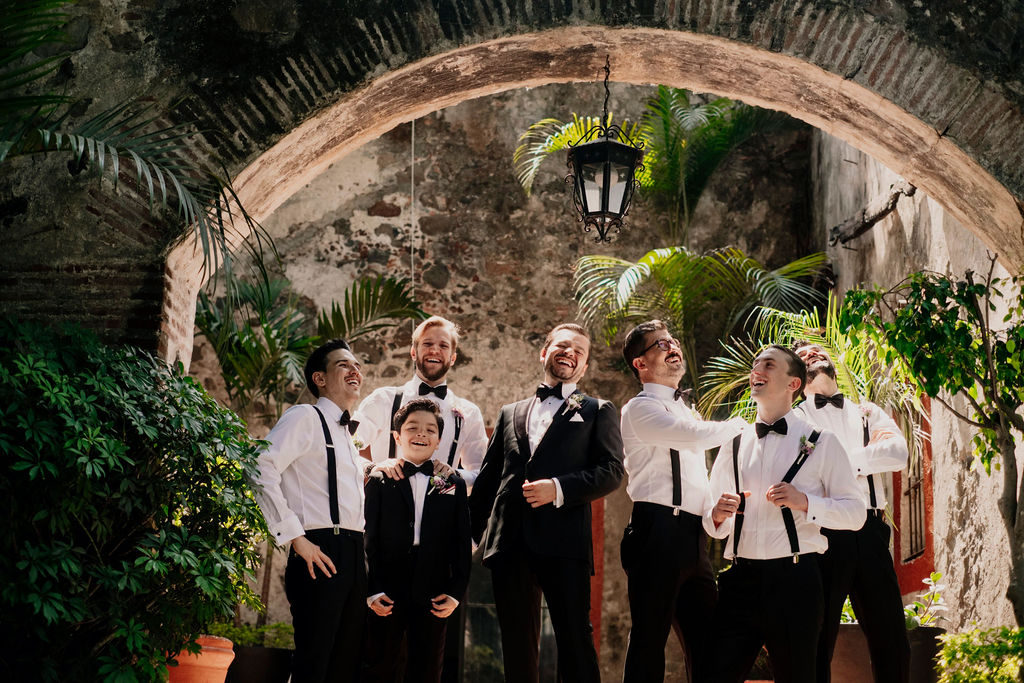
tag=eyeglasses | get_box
[640,337,681,355]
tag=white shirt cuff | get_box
[367,592,386,608]
[457,468,478,488]
[270,517,305,546]
[553,477,565,507]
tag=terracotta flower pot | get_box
[168,635,236,683]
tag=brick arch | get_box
[161,23,1024,364]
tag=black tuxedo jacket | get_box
[364,471,472,603]
[469,392,624,571]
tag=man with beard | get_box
[470,323,625,683]
[355,316,487,486]
[618,320,746,683]
[792,341,910,683]
[704,345,865,683]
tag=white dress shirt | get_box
[795,397,908,510]
[621,383,746,515]
[527,382,579,508]
[354,376,488,486]
[703,411,866,559]
[253,397,365,544]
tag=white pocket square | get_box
[569,412,585,422]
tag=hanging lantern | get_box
[566,56,645,242]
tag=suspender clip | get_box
[333,525,341,536]
[673,508,681,517]
[792,553,799,564]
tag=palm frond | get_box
[698,336,760,420]
[317,275,428,341]
[513,113,643,196]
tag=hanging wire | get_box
[410,118,417,334]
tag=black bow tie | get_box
[402,461,434,477]
[338,411,359,435]
[755,418,788,439]
[814,393,845,409]
[419,382,448,400]
[536,383,563,401]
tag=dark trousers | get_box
[363,596,448,683]
[490,551,600,683]
[621,503,718,683]
[285,529,367,683]
[707,555,824,683]
[818,514,910,683]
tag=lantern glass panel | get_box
[581,162,604,213]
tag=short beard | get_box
[806,360,837,383]
[417,357,452,382]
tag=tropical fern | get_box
[574,245,826,395]
[698,296,929,462]
[1,0,272,280]
[317,275,428,340]
[513,113,644,196]
[514,87,785,242]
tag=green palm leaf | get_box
[513,113,644,196]
[317,275,428,341]
[1,0,273,280]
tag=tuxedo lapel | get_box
[513,398,532,460]
[534,392,584,457]
[398,477,415,517]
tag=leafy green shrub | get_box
[208,621,294,649]
[906,571,947,629]
[938,626,1024,682]
[0,318,267,681]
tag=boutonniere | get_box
[562,392,584,416]
[351,436,366,450]
[859,404,872,418]
[798,435,817,460]
[428,474,456,495]
[451,406,465,424]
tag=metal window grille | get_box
[903,440,926,561]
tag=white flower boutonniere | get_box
[562,392,584,416]
[798,435,817,460]
[859,404,872,418]
[428,474,456,495]
[351,436,366,450]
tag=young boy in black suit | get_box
[363,399,472,683]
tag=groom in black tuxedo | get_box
[470,323,625,683]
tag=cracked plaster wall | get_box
[814,130,1018,630]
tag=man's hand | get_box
[431,594,458,619]
[712,491,750,526]
[868,428,899,444]
[766,482,808,512]
[522,479,557,508]
[370,594,394,617]
[372,458,407,481]
[432,460,456,478]
[291,535,336,579]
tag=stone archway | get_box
[161,25,1024,365]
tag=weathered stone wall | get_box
[189,79,815,678]
[813,131,1018,629]
[4,0,1024,359]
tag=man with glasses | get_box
[619,320,746,683]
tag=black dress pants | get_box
[363,596,448,683]
[707,555,824,683]
[620,503,718,683]
[817,513,910,683]
[490,551,601,683]
[285,528,367,683]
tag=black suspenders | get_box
[387,390,404,459]
[387,388,462,468]
[732,430,820,562]
[863,416,878,508]
[312,406,341,533]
